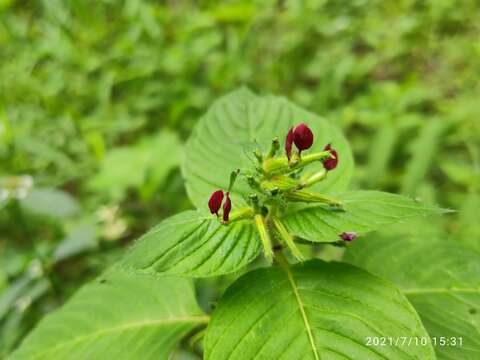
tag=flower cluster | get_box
[208,190,232,222]
[206,122,353,262]
[208,169,240,222]
[285,123,338,171]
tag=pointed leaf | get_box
[282,190,446,243]
[183,88,354,209]
[205,259,435,360]
[10,269,207,360]
[122,211,261,277]
[345,236,480,360]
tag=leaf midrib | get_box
[403,287,480,295]
[20,315,209,359]
[279,258,320,360]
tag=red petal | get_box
[323,143,338,171]
[293,123,314,151]
[208,190,224,215]
[223,193,232,222]
[285,127,294,160]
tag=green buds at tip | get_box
[253,149,263,163]
[266,137,280,159]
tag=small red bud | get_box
[323,143,338,171]
[208,190,224,216]
[293,123,314,153]
[340,232,357,241]
[285,127,294,160]
[223,193,232,222]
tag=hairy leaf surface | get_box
[122,211,261,277]
[345,236,480,360]
[9,270,207,360]
[205,259,435,360]
[183,88,353,209]
[282,190,445,243]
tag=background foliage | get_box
[1,0,479,358]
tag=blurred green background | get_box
[1,0,479,357]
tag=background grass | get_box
[1,0,479,357]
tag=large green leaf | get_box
[9,269,207,360]
[183,88,354,209]
[122,211,261,277]
[21,188,79,218]
[345,236,480,360]
[88,131,182,200]
[205,259,435,360]
[282,190,445,243]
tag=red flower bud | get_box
[223,193,232,222]
[285,127,294,160]
[340,232,357,241]
[208,190,224,216]
[293,123,314,153]
[323,143,338,171]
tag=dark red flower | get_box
[285,127,294,160]
[293,123,314,153]
[223,193,232,222]
[208,190,224,216]
[323,143,338,171]
[340,232,357,241]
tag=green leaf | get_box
[52,224,98,263]
[365,123,398,187]
[282,190,446,243]
[183,88,354,209]
[205,259,435,360]
[457,191,480,252]
[345,236,480,360]
[9,269,207,360]
[122,211,261,277]
[21,188,79,218]
[88,131,182,200]
[401,120,447,196]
